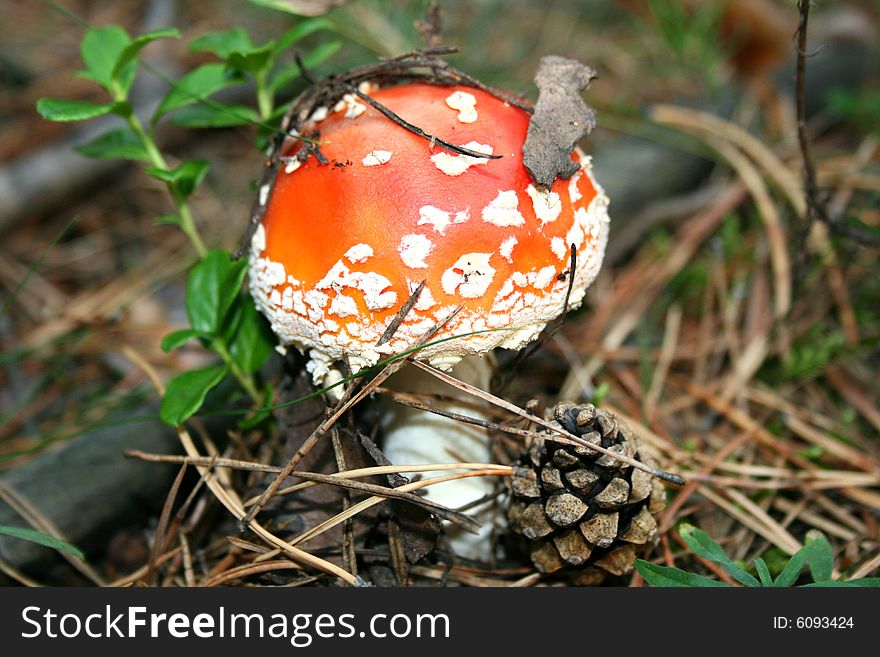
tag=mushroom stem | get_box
[380,354,499,561]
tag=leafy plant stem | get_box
[255,69,273,121]
[124,112,207,257]
[211,338,261,404]
[173,198,207,259]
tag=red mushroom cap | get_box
[249,83,609,383]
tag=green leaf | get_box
[238,406,272,430]
[36,98,117,122]
[111,28,180,91]
[226,42,274,75]
[591,381,610,406]
[754,557,773,587]
[228,297,274,374]
[802,578,880,588]
[679,524,760,587]
[170,104,260,128]
[804,530,834,583]
[269,40,341,92]
[160,364,228,425]
[155,63,244,118]
[0,525,84,560]
[190,28,254,59]
[238,408,271,430]
[185,250,249,334]
[155,214,181,226]
[144,160,210,199]
[161,328,205,352]
[843,215,880,240]
[775,531,836,587]
[774,550,807,587]
[274,18,332,54]
[74,128,149,160]
[77,26,131,93]
[635,560,731,587]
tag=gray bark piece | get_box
[522,56,597,188]
[0,410,180,576]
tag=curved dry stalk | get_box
[127,450,508,501]
[649,104,858,345]
[411,360,687,485]
[680,472,880,490]
[108,546,183,588]
[0,555,43,587]
[200,560,305,587]
[0,480,105,585]
[558,184,746,401]
[650,104,805,214]
[647,105,791,324]
[849,551,880,580]
[241,305,463,527]
[258,462,512,502]
[254,468,513,563]
[174,424,358,585]
[772,498,856,542]
[705,136,790,320]
[124,346,358,585]
[128,449,479,530]
[643,304,682,419]
[699,485,801,555]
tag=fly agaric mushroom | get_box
[248,81,609,559]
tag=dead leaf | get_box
[251,0,352,17]
[522,56,597,189]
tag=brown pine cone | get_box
[507,403,665,581]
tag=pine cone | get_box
[507,403,665,580]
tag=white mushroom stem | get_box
[380,355,499,561]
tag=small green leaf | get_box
[227,42,274,75]
[112,27,180,88]
[175,160,210,197]
[804,530,834,583]
[185,250,249,334]
[775,532,836,587]
[0,525,85,560]
[227,297,274,374]
[591,381,610,406]
[274,18,332,54]
[754,558,773,587]
[797,445,825,461]
[170,104,260,128]
[843,215,880,240]
[802,578,880,588]
[74,128,149,160]
[155,214,181,226]
[155,63,244,118]
[238,408,271,430]
[160,364,228,425]
[190,28,254,59]
[774,551,807,587]
[36,98,117,122]
[77,26,131,92]
[635,560,731,587]
[680,524,760,587]
[144,160,210,199]
[269,41,341,92]
[161,328,205,352]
